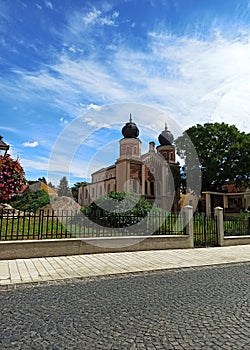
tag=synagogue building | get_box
[78,115,180,212]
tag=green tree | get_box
[57,176,71,197]
[170,165,182,191]
[47,181,55,188]
[175,123,250,192]
[0,154,26,202]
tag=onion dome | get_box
[122,114,139,138]
[158,123,174,146]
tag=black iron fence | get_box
[193,213,218,247]
[224,216,250,236]
[0,209,73,240]
[0,209,186,240]
[1,209,249,242]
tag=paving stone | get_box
[0,263,250,349]
[0,245,250,287]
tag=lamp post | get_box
[0,136,10,157]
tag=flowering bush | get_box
[0,154,26,201]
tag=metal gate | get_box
[193,213,218,247]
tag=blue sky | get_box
[1,0,250,186]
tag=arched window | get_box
[145,181,148,195]
[107,184,111,193]
[92,188,95,198]
[126,146,132,155]
[132,179,137,193]
[99,186,102,196]
[150,181,155,195]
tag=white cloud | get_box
[1,126,20,134]
[68,46,76,53]
[2,29,250,134]
[7,58,130,114]
[60,117,69,125]
[83,8,101,25]
[22,141,39,148]
[44,1,53,10]
[100,11,119,26]
[112,31,250,132]
[86,103,103,111]
[21,156,48,170]
[84,118,109,128]
[84,119,98,127]
[82,8,119,26]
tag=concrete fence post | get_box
[183,205,194,248]
[214,207,224,247]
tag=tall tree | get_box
[175,123,250,192]
[0,154,26,201]
[57,176,71,197]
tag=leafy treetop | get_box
[175,122,250,192]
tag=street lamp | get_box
[0,136,10,157]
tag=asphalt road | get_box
[0,263,250,350]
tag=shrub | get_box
[73,191,153,228]
[11,190,50,212]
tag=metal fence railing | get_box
[193,213,218,247]
[0,209,186,240]
[224,216,250,236]
[1,209,249,242]
[0,209,75,240]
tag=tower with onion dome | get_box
[116,114,142,193]
[156,123,176,163]
[119,113,141,159]
[155,123,180,211]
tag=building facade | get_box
[78,116,180,212]
[202,182,250,216]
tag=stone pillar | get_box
[205,193,211,217]
[223,195,228,210]
[214,206,224,247]
[183,205,194,248]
